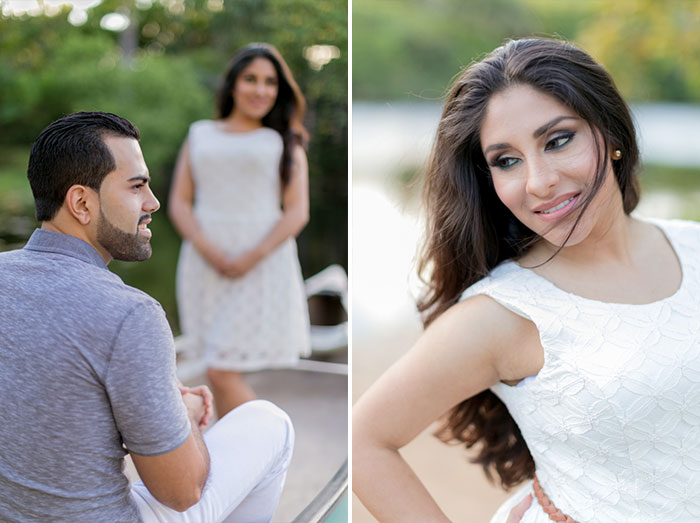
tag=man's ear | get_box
[64,185,98,225]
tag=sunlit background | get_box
[352,0,700,521]
[0,0,347,336]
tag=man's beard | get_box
[96,209,152,261]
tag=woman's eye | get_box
[546,132,574,150]
[491,156,520,170]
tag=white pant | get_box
[130,400,294,523]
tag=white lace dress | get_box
[176,120,310,371]
[459,219,700,523]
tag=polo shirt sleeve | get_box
[104,300,191,456]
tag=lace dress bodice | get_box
[189,121,283,225]
[460,219,700,523]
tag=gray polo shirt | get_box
[0,229,190,522]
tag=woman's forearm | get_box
[168,138,224,262]
[353,442,451,523]
[168,199,219,258]
[250,206,309,260]
[248,142,310,260]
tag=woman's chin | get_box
[540,228,588,249]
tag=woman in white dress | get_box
[353,38,700,522]
[169,43,311,417]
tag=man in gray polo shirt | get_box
[0,112,294,522]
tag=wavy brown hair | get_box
[217,43,309,187]
[418,38,641,488]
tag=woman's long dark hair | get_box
[217,43,309,187]
[418,38,641,488]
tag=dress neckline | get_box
[210,121,270,135]
[509,218,685,307]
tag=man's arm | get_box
[105,302,212,512]
[130,392,210,512]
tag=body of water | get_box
[353,101,700,179]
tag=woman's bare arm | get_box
[352,294,542,522]
[168,138,231,273]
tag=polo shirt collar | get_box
[24,229,108,269]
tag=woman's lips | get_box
[533,193,580,221]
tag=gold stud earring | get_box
[613,149,622,160]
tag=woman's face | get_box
[232,57,279,122]
[479,83,622,248]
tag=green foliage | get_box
[0,147,36,252]
[353,0,700,103]
[352,0,540,100]
[578,0,700,102]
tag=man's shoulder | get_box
[0,246,27,262]
[88,268,163,316]
[0,241,165,323]
[15,244,161,316]
[51,262,169,348]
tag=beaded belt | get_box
[532,474,579,523]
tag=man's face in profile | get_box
[96,136,160,262]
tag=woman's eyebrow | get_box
[533,115,578,138]
[483,115,579,154]
[484,142,510,154]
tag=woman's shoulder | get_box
[644,216,700,235]
[450,290,524,326]
[190,119,214,128]
[458,261,524,302]
[255,126,284,143]
[438,292,536,363]
[457,259,569,330]
[445,281,543,382]
[643,216,700,252]
[187,119,215,136]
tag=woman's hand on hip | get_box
[507,494,532,523]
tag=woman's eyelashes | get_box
[545,131,575,151]
[491,156,520,170]
[489,131,576,170]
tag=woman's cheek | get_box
[493,178,523,214]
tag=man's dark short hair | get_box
[27,111,140,221]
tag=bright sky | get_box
[2,0,103,16]
[1,0,160,27]
[2,0,338,65]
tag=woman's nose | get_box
[525,159,559,199]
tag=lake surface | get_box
[353,101,700,179]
